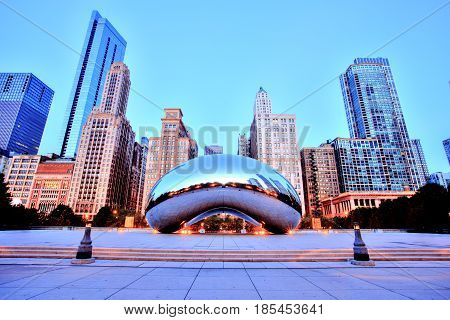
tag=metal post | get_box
[350,223,375,266]
[71,226,95,264]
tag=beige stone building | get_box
[4,155,44,206]
[300,143,340,216]
[142,108,198,213]
[249,87,302,197]
[321,190,415,217]
[68,62,135,217]
[28,160,75,213]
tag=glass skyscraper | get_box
[0,73,54,155]
[59,10,126,158]
[340,57,421,191]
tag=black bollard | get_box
[71,226,95,264]
[350,223,375,266]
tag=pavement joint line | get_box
[104,266,158,300]
[338,268,415,300]
[183,267,202,300]
[298,273,339,300]
[243,267,263,300]
[25,263,118,300]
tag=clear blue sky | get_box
[1,0,449,172]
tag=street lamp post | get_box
[71,213,95,264]
[350,222,375,266]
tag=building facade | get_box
[410,139,429,187]
[444,138,450,166]
[331,138,388,192]
[428,172,450,188]
[127,142,143,213]
[340,58,421,191]
[28,160,75,213]
[59,10,126,158]
[142,108,198,211]
[321,190,415,217]
[137,137,149,214]
[0,73,54,155]
[238,133,250,157]
[204,145,223,155]
[68,62,135,216]
[300,143,340,216]
[249,88,302,197]
[4,155,46,206]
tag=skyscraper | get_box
[68,62,134,216]
[254,87,272,114]
[443,138,450,166]
[142,108,198,210]
[59,10,126,158]
[331,138,388,192]
[410,139,429,187]
[340,58,420,191]
[204,145,223,155]
[127,142,144,213]
[0,73,54,155]
[137,137,149,214]
[249,88,302,196]
[300,143,340,216]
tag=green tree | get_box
[92,206,120,227]
[46,205,83,226]
[407,183,449,231]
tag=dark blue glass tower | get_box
[59,10,126,158]
[0,73,54,155]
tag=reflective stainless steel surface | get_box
[145,154,302,234]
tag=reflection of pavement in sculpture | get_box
[145,154,302,234]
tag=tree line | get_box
[301,183,450,232]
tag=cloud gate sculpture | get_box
[145,154,302,234]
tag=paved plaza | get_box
[0,258,449,300]
[0,230,449,300]
[0,229,449,250]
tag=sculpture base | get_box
[71,258,95,265]
[350,259,375,266]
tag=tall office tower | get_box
[249,88,302,196]
[59,10,126,158]
[300,143,340,216]
[137,137,149,214]
[68,63,135,216]
[238,133,250,157]
[331,138,388,192]
[28,159,75,212]
[4,155,48,206]
[204,145,223,155]
[0,73,54,155]
[410,139,429,187]
[444,138,450,166]
[254,87,272,114]
[340,58,420,191]
[142,108,198,210]
[127,142,143,213]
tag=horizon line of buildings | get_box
[1,10,449,222]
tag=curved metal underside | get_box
[145,154,302,234]
[185,207,262,227]
[146,187,300,234]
